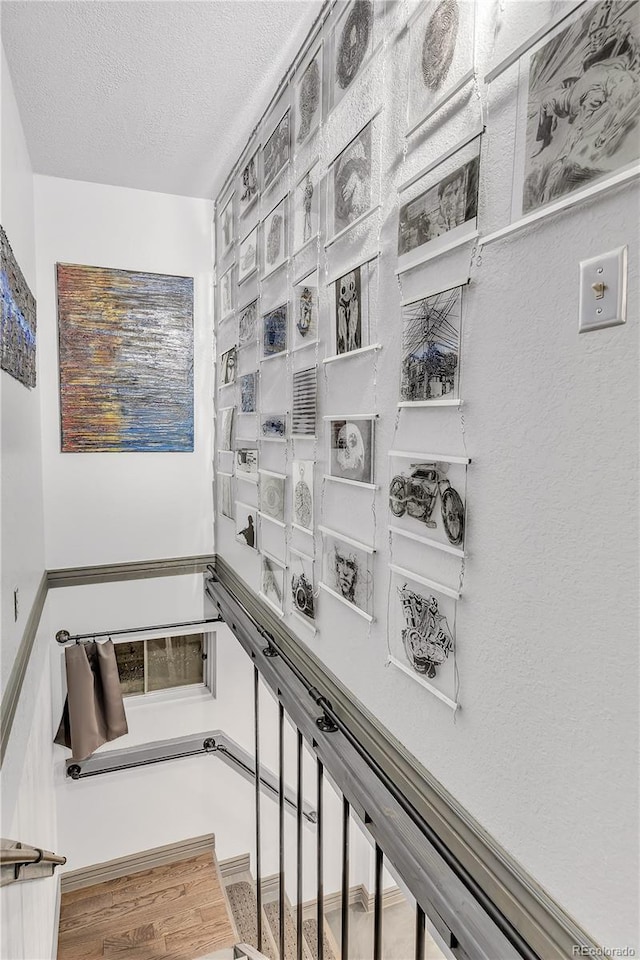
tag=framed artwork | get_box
[293,273,319,350]
[293,163,320,253]
[292,366,317,436]
[220,346,237,386]
[263,197,288,277]
[259,470,286,525]
[329,258,376,358]
[238,226,258,283]
[56,263,193,453]
[328,417,375,485]
[320,526,374,620]
[236,502,258,549]
[262,304,288,358]
[328,120,372,239]
[238,298,258,347]
[219,406,234,450]
[388,565,458,708]
[236,447,258,480]
[260,413,287,441]
[1,225,36,389]
[400,285,462,404]
[262,110,290,191]
[239,147,259,216]
[218,472,234,519]
[295,45,322,147]
[292,459,314,531]
[239,372,257,413]
[219,265,234,320]
[330,0,374,110]
[388,452,467,553]
[260,553,286,614]
[407,0,476,134]
[220,194,234,256]
[290,549,316,623]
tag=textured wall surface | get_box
[213,0,639,950]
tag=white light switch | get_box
[579,246,627,333]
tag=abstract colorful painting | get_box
[1,225,36,388]
[57,263,193,452]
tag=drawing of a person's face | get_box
[439,173,464,224]
[334,548,358,601]
[336,422,364,474]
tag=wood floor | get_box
[57,852,237,960]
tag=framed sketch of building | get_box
[260,413,287,441]
[328,121,373,239]
[236,447,258,480]
[293,163,320,253]
[260,553,286,615]
[259,469,286,525]
[262,304,288,358]
[218,472,233,519]
[262,110,290,191]
[239,372,257,413]
[292,366,317,436]
[330,0,374,110]
[236,502,258,549]
[388,452,467,552]
[290,548,316,624]
[219,265,234,320]
[263,197,288,277]
[219,406,234,450]
[388,565,458,709]
[400,285,462,404]
[238,147,259,216]
[292,459,314,530]
[328,417,375,485]
[407,0,476,134]
[238,298,258,347]
[292,272,318,350]
[238,226,258,283]
[295,44,322,147]
[220,346,237,386]
[219,194,234,256]
[319,526,374,621]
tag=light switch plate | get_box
[579,246,627,333]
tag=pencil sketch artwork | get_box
[292,367,317,436]
[329,418,374,484]
[398,155,479,257]
[323,532,372,616]
[1,225,36,388]
[260,413,287,440]
[263,111,290,191]
[238,227,258,283]
[239,372,257,413]
[239,149,259,215]
[220,346,237,386]
[334,0,373,100]
[389,460,466,548]
[263,304,288,357]
[218,474,233,519]
[261,555,285,612]
[293,277,318,347]
[219,406,234,450]
[236,448,258,479]
[523,0,640,214]
[220,196,234,255]
[260,473,286,523]
[263,199,287,274]
[293,459,314,529]
[335,266,362,354]
[219,268,234,319]
[333,123,372,235]
[294,164,320,251]
[236,503,257,549]
[238,299,258,346]
[296,49,322,144]
[400,286,461,402]
[396,582,454,680]
[291,552,315,621]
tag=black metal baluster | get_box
[279,702,285,960]
[254,667,263,953]
[296,730,303,960]
[341,797,350,960]
[316,759,324,960]
[373,844,383,960]
[415,904,425,960]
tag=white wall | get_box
[213,1,639,951]
[33,175,214,569]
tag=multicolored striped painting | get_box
[57,263,194,452]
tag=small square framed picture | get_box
[260,552,286,615]
[219,194,234,257]
[293,163,320,253]
[294,44,322,148]
[263,197,288,277]
[260,413,287,442]
[238,298,258,348]
[235,502,258,549]
[238,147,259,216]
[239,372,257,413]
[220,346,237,386]
[219,265,234,321]
[236,447,258,481]
[238,226,258,283]
[262,304,288,359]
[327,417,375,485]
[292,272,318,350]
[262,110,290,192]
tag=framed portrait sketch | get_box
[239,372,257,413]
[218,472,234,520]
[236,447,258,481]
[262,110,290,192]
[238,226,258,283]
[238,147,259,216]
[330,0,374,110]
[238,298,258,347]
[292,366,317,437]
[327,416,375,485]
[219,265,234,321]
[219,406,234,450]
[259,469,286,525]
[400,284,463,405]
[319,526,374,621]
[292,459,314,531]
[295,44,323,148]
[292,272,318,351]
[327,257,377,358]
[220,346,237,386]
[327,120,373,240]
[236,502,258,549]
[263,197,288,277]
[293,163,320,253]
[219,194,234,257]
[260,413,287,442]
[262,304,288,359]
[289,548,316,625]
[388,451,468,553]
[260,552,286,615]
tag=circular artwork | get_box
[294,479,312,527]
[263,480,284,518]
[336,0,372,91]
[334,148,370,227]
[298,58,320,143]
[422,0,459,91]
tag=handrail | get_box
[0,843,66,867]
[0,839,66,887]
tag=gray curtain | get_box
[54,639,128,761]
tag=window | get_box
[114,632,214,698]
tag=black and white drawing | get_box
[335,266,362,354]
[236,502,258,549]
[296,47,322,145]
[238,299,258,346]
[294,164,320,252]
[292,459,314,529]
[290,550,315,622]
[238,226,258,283]
[263,111,290,191]
[239,372,257,413]
[333,0,373,106]
[260,470,286,524]
[236,448,258,480]
[398,154,479,265]
[218,472,233,519]
[329,418,374,484]
[292,367,317,436]
[219,406,234,450]
[263,197,287,275]
[261,554,285,613]
[263,304,288,358]
[220,346,237,386]
[321,529,373,618]
[220,195,234,255]
[293,274,318,349]
[331,122,372,236]
[239,148,259,215]
[389,457,466,550]
[260,413,287,440]
[397,581,453,678]
[219,266,234,320]
[400,286,462,403]
[522,0,640,215]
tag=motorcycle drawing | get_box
[398,584,453,679]
[389,462,464,546]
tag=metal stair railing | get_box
[0,839,66,886]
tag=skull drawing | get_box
[336,421,365,475]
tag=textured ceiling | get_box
[1,0,322,199]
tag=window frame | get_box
[113,629,217,705]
